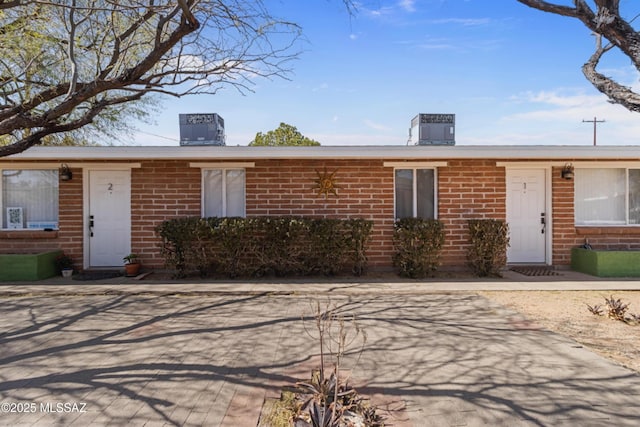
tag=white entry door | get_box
[506,169,547,263]
[88,170,131,267]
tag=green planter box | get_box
[0,250,62,281]
[571,247,640,277]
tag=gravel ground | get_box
[479,290,640,373]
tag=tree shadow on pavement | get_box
[0,292,638,426]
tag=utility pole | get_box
[582,116,605,146]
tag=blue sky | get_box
[131,0,640,147]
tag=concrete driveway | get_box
[0,290,639,426]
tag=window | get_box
[1,169,59,230]
[575,168,640,225]
[202,169,245,217]
[394,168,436,219]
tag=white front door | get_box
[506,169,547,263]
[88,170,131,267]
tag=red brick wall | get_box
[551,165,578,265]
[4,158,640,273]
[131,161,201,268]
[438,160,506,267]
[246,159,395,267]
[58,167,84,269]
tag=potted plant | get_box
[123,253,141,277]
[55,253,74,278]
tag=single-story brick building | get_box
[2,145,640,272]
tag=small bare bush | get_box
[587,295,639,325]
[586,303,603,316]
[605,295,630,321]
[261,300,384,427]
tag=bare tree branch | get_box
[0,0,331,156]
[518,0,640,114]
[582,34,640,112]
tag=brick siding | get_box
[437,160,506,267]
[246,159,395,267]
[3,158,639,272]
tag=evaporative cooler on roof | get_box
[409,113,455,146]
[179,113,226,146]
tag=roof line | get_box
[6,145,640,160]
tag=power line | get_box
[135,129,179,142]
[582,116,605,146]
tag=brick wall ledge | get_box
[0,230,59,239]
[576,226,640,235]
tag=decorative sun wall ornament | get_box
[313,168,340,198]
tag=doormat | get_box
[509,266,562,277]
[73,270,123,281]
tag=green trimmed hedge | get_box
[155,217,373,278]
[392,218,445,278]
[467,219,509,277]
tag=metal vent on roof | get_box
[179,113,225,146]
[409,113,455,146]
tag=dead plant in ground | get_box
[261,300,385,427]
[586,303,603,316]
[587,295,639,325]
[605,295,630,321]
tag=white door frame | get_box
[82,165,138,269]
[505,166,553,265]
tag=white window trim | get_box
[392,166,439,220]
[193,163,254,218]
[201,168,247,218]
[0,167,59,231]
[190,162,255,169]
[384,161,447,168]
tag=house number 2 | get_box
[108,183,113,191]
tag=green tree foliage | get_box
[250,122,320,146]
[0,1,353,157]
[1,133,103,147]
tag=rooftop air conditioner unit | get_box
[409,113,455,146]
[179,113,225,146]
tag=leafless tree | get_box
[518,1,640,113]
[0,1,353,157]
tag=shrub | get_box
[587,295,639,325]
[54,253,73,273]
[392,218,445,278]
[605,295,630,321]
[307,219,347,275]
[155,216,373,278]
[155,217,216,278]
[346,218,373,276]
[261,217,309,276]
[467,219,509,277]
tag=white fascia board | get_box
[7,145,640,161]
[383,161,448,168]
[0,161,141,169]
[189,162,255,168]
